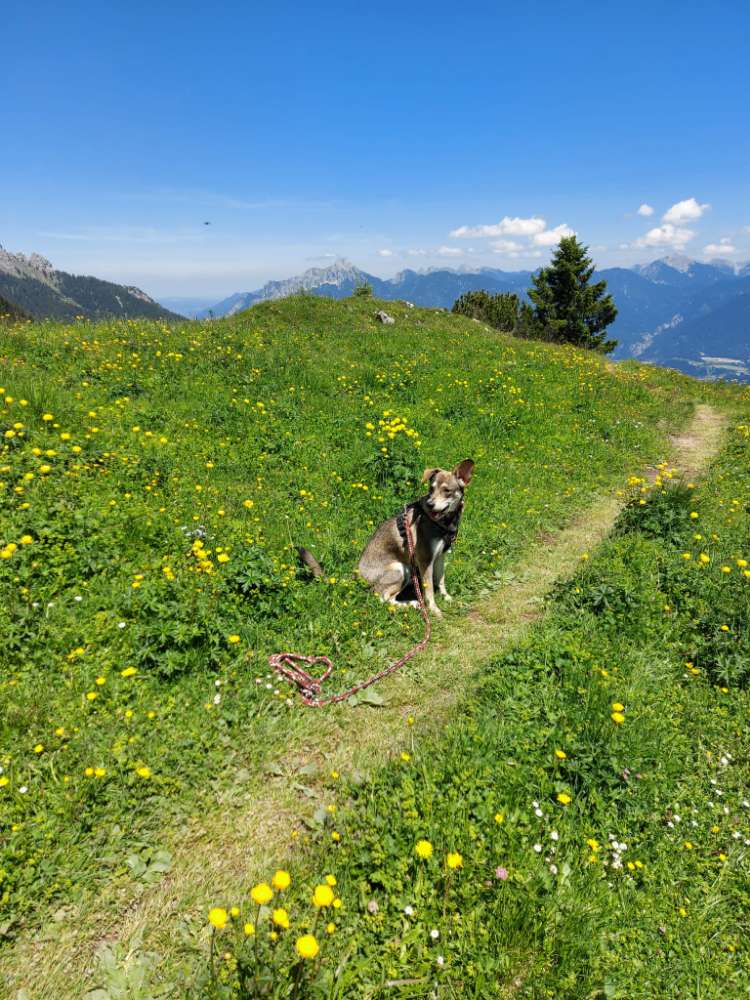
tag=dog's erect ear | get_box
[422,467,440,484]
[454,459,475,486]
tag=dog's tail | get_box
[297,546,324,578]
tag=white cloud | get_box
[533,223,575,246]
[376,249,393,257]
[451,215,546,238]
[490,239,524,254]
[637,203,654,217]
[407,248,428,257]
[634,223,695,248]
[436,245,465,257]
[662,197,709,224]
[703,238,737,256]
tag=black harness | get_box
[396,497,464,551]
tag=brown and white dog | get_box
[356,459,474,617]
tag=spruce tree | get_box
[527,236,618,353]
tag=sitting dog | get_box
[357,459,474,617]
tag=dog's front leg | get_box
[434,549,452,603]
[419,551,443,618]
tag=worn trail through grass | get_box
[3,404,727,998]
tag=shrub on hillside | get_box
[451,290,521,332]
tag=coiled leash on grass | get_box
[269,506,431,707]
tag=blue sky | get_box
[4,0,749,298]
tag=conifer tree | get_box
[527,236,618,353]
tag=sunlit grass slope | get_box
[0,294,727,944]
[199,419,750,999]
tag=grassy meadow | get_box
[201,420,750,999]
[0,295,748,996]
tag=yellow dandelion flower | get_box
[415,839,433,859]
[312,884,334,907]
[250,882,273,906]
[208,907,228,929]
[295,934,319,959]
[272,869,291,891]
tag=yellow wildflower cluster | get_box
[372,411,421,446]
[206,869,343,974]
[189,538,233,573]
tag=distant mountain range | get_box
[0,247,180,322]
[196,259,532,318]
[194,255,750,381]
[3,243,748,382]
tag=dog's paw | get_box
[430,605,443,619]
[442,592,453,603]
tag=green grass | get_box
[197,423,750,1000]
[0,294,745,995]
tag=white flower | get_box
[436,955,445,967]
[215,680,222,687]
[118,621,126,629]
[430,928,439,940]
[534,808,543,818]
[74,595,82,602]
[19,786,28,794]
[404,905,414,916]
[533,843,542,853]
[550,830,559,841]
[549,864,558,875]
[213,693,221,705]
